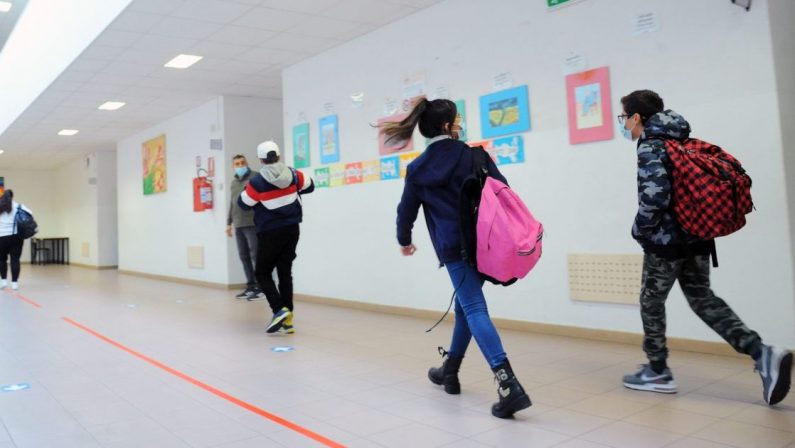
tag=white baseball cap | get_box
[257,140,280,159]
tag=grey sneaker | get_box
[245,288,264,301]
[623,364,678,394]
[756,345,792,406]
[235,288,250,299]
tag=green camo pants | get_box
[640,253,762,362]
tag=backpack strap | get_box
[471,146,489,183]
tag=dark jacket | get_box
[633,110,711,258]
[228,169,255,228]
[238,163,315,233]
[396,137,506,264]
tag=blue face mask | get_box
[235,167,249,178]
[620,118,636,141]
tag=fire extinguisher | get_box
[193,168,213,212]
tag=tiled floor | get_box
[0,266,793,448]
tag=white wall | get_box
[283,0,795,347]
[0,170,58,263]
[117,96,283,286]
[96,151,118,266]
[55,155,99,266]
[222,96,283,285]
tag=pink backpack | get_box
[476,177,543,284]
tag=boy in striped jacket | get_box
[239,141,314,334]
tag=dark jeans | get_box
[256,224,299,314]
[0,235,24,282]
[235,226,258,289]
[446,261,507,369]
[640,253,763,362]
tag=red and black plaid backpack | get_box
[661,138,753,240]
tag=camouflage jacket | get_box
[632,110,696,249]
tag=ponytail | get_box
[378,98,457,146]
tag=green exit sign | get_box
[548,0,583,8]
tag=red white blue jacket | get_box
[238,165,314,232]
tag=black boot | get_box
[491,359,531,418]
[428,347,463,395]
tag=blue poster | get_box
[319,115,339,164]
[479,85,531,139]
[492,135,525,166]
[380,156,400,180]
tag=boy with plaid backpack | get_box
[618,90,791,405]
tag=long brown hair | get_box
[379,98,457,146]
[0,190,13,215]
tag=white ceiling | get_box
[0,0,26,52]
[0,0,442,169]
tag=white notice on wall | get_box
[633,12,660,36]
[429,86,449,101]
[383,97,398,117]
[350,92,365,109]
[402,72,426,100]
[323,102,335,115]
[562,51,587,75]
[493,72,513,91]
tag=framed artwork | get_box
[479,85,530,139]
[344,162,363,185]
[380,156,400,181]
[329,163,345,187]
[142,134,167,195]
[362,160,380,183]
[314,167,330,188]
[0,177,4,195]
[292,123,310,168]
[492,135,525,165]
[378,113,414,156]
[565,66,613,144]
[319,115,340,164]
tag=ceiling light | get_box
[98,101,126,111]
[58,129,79,136]
[0,150,4,155]
[0,2,11,13]
[164,54,203,69]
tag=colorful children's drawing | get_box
[314,167,330,188]
[362,160,380,183]
[399,152,420,178]
[380,156,400,181]
[479,85,531,139]
[344,162,363,185]
[565,66,614,144]
[319,115,340,164]
[329,163,345,187]
[492,135,525,165]
[142,134,167,195]
[292,123,310,168]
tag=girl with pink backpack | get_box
[383,98,532,419]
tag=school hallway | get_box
[1,266,793,448]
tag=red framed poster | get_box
[565,66,613,144]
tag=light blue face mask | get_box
[620,121,634,141]
[235,167,249,178]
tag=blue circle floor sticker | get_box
[2,383,31,392]
[271,346,295,353]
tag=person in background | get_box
[618,89,791,405]
[239,141,314,334]
[0,190,30,291]
[386,98,532,419]
[227,154,262,300]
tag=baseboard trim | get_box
[295,294,746,358]
[118,269,244,290]
[71,262,118,270]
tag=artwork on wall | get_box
[380,156,400,181]
[378,113,414,156]
[319,115,340,164]
[344,162,363,185]
[469,136,526,166]
[142,134,167,195]
[329,163,345,187]
[565,66,614,144]
[479,85,531,139]
[292,123,310,168]
[314,167,330,188]
[0,177,4,195]
[362,160,380,183]
[454,99,469,142]
[399,152,419,178]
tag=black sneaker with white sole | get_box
[756,345,793,406]
[235,288,251,299]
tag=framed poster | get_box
[319,115,340,164]
[479,85,531,139]
[292,123,310,168]
[492,135,525,165]
[314,167,330,188]
[565,66,613,144]
[378,113,414,156]
[142,134,167,195]
[380,156,400,181]
[344,162,363,185]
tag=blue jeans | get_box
[446,261,507,369]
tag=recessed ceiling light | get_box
[58,129,79,136]
[98,101,126,111]
[0,150,4,155]
[164,54,203,69]
[0,2,12,13]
